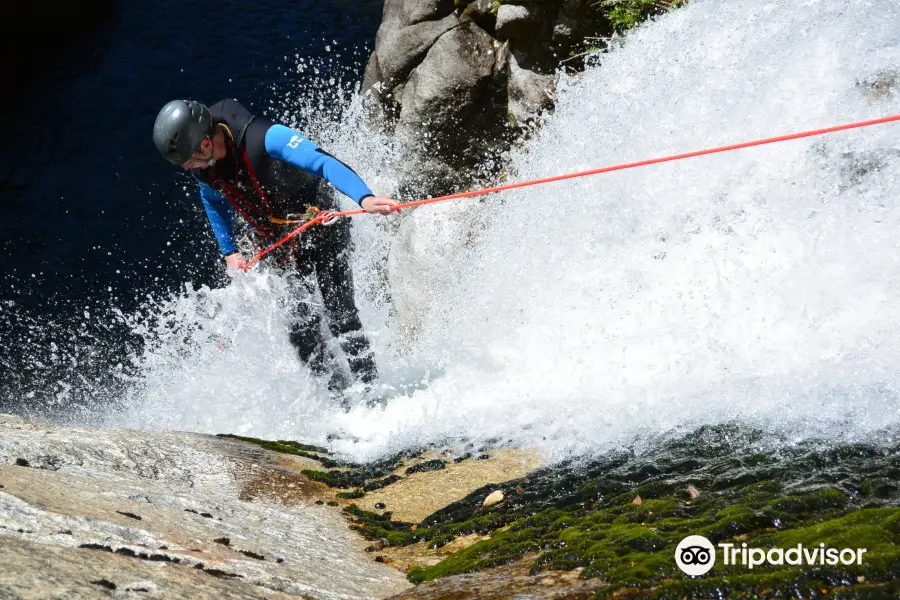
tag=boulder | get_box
[507,48,556,125]
[407,0,457,25]
[482,490,504,507]
[467,0,497,31]
[362,0,460,98]
[393,21,508,192]
[396,22,499,137]
[495,4,543,39]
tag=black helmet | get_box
[152,100,216,165]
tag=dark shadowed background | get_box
[0,0,383,413]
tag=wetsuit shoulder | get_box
[263,124,374,204]
[209,98,249,121]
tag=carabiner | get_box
[320,210,342,226]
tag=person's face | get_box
[181,137,214,170]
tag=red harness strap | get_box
[239,148,273,213]
[215,146,276,239]
[219,180,274,239]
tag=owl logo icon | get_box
[675,535,716,576]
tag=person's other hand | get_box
[361,196,398,215]
[225,252,248,271]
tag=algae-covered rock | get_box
[345,424,900,597]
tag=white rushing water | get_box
[114,0,900,462]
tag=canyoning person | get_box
[152,98,397,405]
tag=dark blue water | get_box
[0,0,383,415]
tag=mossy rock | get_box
[219,433,432,492]
[354,425,900,596]
[222,426,900,596]
[217,434,338,465]
[337,489,366,500]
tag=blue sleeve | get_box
[197,180,238,256]
[264,124,374,204]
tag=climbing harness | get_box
[239,114,900,272]
[212,124,276,239]
[211,123,331,266]
[269,205,323,225]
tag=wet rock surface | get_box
[0,415,410,599]
[288,445,541,524]
[495,4,544,40]
[227,425,900,596]
[392,19,508,195]
[384,558,606,599]
[338,424,900,598]
[5,415,900,598]
[362,0,685,196]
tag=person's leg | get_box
[314,218,378,385]
[287,241,332,384]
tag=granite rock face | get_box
[362,1,579,196]
[392,21,509,195]
[0,415,410,599]
[507,48,557,126]
[495,4,544,40]
[363,1,460,101]
[362,0,688,196]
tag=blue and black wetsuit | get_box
[192,99,376,389]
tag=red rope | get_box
[241,114,900,272]
[241,218,322,271]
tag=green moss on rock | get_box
[337,489,366,500]
[352,425,900,597]
[405,491,900,595]
[217,434,338,464]
[222,427,900,596]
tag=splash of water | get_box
[115,0,900,462]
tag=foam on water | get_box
[114,0,900,462]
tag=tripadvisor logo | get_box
[675,535,716,576]
[675,535,868,576]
